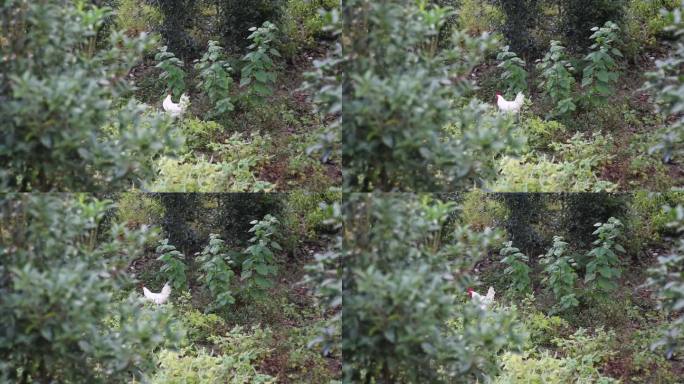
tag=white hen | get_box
[162,93,189,118]
[142,282,171,304]
[467,287,495,310]
[496,92,525,114]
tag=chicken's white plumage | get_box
[143,282,171,304]
[496,92,525,114]
[162,93,189,118]
[469,286,495,310]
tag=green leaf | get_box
[384,328,396,343]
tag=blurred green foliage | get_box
[0,195,181,382]
[0,0,182,191]
[343,194,523,382]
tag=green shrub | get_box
[0,0,181,192]
[152,346,275,384]
[149,133,274,192]
[155,45,186,99]
[343,194,522,382]
[344,0,520,191]
[156,239,188,291]
[523,117,566,150]
[584,217,624,294]
[242,215,281,292]
[540,236,579,313]
[280,0,338,55]
[195,40,234,117]
[491,155,616,192]
[646,205,684,358]
[500,242,532,294]
[115,0,162,34]
[115,192,165,230]
[493,131,615,192]
[496,351,569,384]
[497,45,528,98]
[0,195,181,382]
[551,131,615,167]
[175,292,228,344]
[198,234,236,312]
[581,21,622,106]
[241,21,280,102]
[497,327,617,383]
[180,117,223,151]
[537,41,577,117]
[643,2,684,161]
[521,306,569,349]
[456,0,504,35]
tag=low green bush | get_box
[456,0,504,35]
[175,292,228,344]
[116,192,165,230]
[623,0,679,58]
[152,347,275,384]
[520,305,569,349]
[115,0,162,34]
[180,117,224,151]
[458,190,508,233]
[280,0,338,56]
[283,191,341,241]
[496,327,618,383]
[523,117,566,150]
[150,133,274,192]
[551,132,614,166]
[491,154,616,192]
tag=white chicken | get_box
[496,92,525,114]
[142,282,171,305]
[162,93,190,118]
[467,286,495,310]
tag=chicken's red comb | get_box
[467,287,474,297]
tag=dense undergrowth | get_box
[344,0,684,191]
[343,192,684,383]
[0,192,342,383]
[0,0,340,192]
